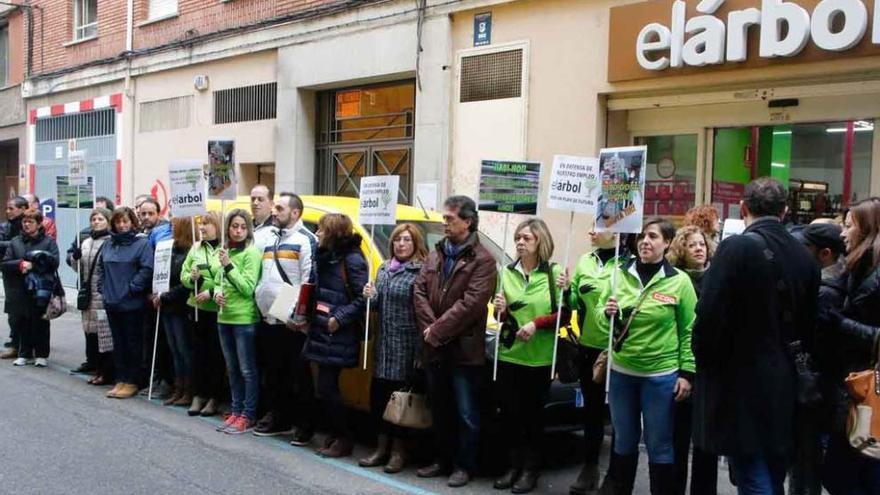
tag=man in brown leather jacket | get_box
[413,195,497,488]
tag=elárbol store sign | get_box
[608,0,880,82]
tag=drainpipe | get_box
[126,0,133,52]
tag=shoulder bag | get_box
[77,242,105,311]
[44,272,67,320]
[845,339,880,459]
[383,387,433,429]
[592,288,651,384]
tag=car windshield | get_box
[366,221,512,266]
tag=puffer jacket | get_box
[302,235,368,368]
[1,228,59,315]
[413,233,497,366]
[99,231,154,312]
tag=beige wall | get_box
[134,50,277,205]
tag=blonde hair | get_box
[388,223,428,262]
[514,219,555,264]
[667,225,716,269]
[198,211,222,242]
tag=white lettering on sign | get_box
[635,0,878,71]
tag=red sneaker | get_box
[216,414,239,432]
[225,416,255,435]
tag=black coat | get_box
[812,269,849,434]
[692,217,820,459]
[0,229,60,315]
[303,235,368,368]
[0,216,21,260]
[159,246,190,314]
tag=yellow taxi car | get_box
[207,195,510,411]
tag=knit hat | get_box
[796,223,846,255]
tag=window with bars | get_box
[139,96,191,132]
[74,0,97,41]
[35,109,115,142]
[459,49,523,103]
[213,82,277,124]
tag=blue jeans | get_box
[729,454,787,495]
[217,323,259,420]
[162,312,191,378]
[609,369,677,463]
[426,362,482,471]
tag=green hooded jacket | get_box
[212,245,262,325]
[181,241,219,313]
[569,251,625,350]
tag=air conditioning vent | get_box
[139,96,191,133]
[213,82,277,124]
[459,49,523,103]
[35,109,115,142]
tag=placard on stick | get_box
[207,139,237,200]
[152,239,175,295]
[595,146,647,233]
[548,155,600,214]
[169,160,207,217]
[478,160,541,215]
[359,175,400,225]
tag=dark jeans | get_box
[85,332,98,366]
[728,454,787,495]
[190,311,226,400]
[108,310,144,384]
[16,311,49,359]
[822,434,880,495]
[370,377,407,437]
[579,346,609,465]
[97,351,115,380]
[317,365,349,440]
[142,308,173,387]
[218,323,259,420]
[162,312,192,379]
[496,361,551,470]
[7,312,20,348]
[788,407,824,495]
[258,323,314,428]
[426,361,482,472]
[673,398,719,495]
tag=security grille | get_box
[35,109,115,142]
[139,96,191,132]
[213,82,277,124]
[460,49,523,103]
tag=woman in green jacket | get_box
[212,209,263,435]
[180,211,226,417]
[596,217,697,495]
[492,218,571,494]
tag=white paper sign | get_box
[68,150,87,186]
[359,175,400,225]
[721,219,746,240]
[152,239,175,294]
[268,284,299,324]
[595,146,648,234]
[547,155,600,214]
[169,160,207,217]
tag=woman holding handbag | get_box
[823,198,880,493]
[67,207,114,385]
[594,217,697,495]
[359,223,428,473]
[492,218,571,494]
[302,213,368,459]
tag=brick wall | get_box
[27,0,371,77]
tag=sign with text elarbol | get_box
[152,239,175,294]
[359,175,400,225]
[595,146,647,233]
[608,0,880,82]
[547,155,601,214]
[478,160,541,215]
[169,160,207,217]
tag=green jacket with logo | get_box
[211,245,262,325]
[499,261,570,367]
[181,241,219,313]
[593,256,697,376]
[570,252,625,350]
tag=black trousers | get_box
[190,311,226,400]
[141,308,174,387]
[108,310,144,384]
[258,323,314,428]
[16,311,49,359]
[97,351,115,380]
[496,361,552,470]
[370,377,407,437]
[673,398,719,495]
[578,346,609,465]
[7,312,22,348]
[85,333,98,366]
[317,364,349,439]
[788,406,824,495]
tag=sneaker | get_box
[253,419,296,437]
[225,416,255,435]
[12,357,26,366]
[34,358,47,368]
[289,427,315,446]
[216,414,239,432]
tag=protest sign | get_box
[169,160,207,217]
[68,150,87,186]
[56,176,95,209]
[478,160,541,215]
[359,175,400,225]
[152,239,175,294]
[595,146,648,233]
[547,155,600,214]
[207,139,237,200]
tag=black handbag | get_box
[76,242,104,311]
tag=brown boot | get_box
[318,437,353,458]
[383,438,407,474]
[0,347,17,359]
[173,378,193,407]
[358,434,390,467]
[163,378,183,406]
[115,383,139,399]
[106,382,123,398]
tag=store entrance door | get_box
[711,120,874,224]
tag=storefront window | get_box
[712,121,873,224]
[635,134,698,220]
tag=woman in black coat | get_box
[1,209,59,367]
[824,198,880,494]
[302,213,367,459]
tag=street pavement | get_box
[0,289,740,494]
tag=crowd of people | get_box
[0,178,878,495]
